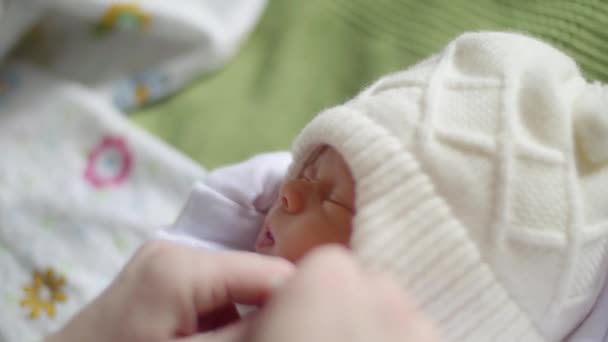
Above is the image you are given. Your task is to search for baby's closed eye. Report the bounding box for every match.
[324,197,354,214]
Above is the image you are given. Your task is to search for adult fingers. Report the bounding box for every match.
[130,241,293,337]
[175,313,255,342]
[368,270,441,341]
[197,304,240,332]
[241,245,368,342]
[191,250,294,316]
[293,244,362,280]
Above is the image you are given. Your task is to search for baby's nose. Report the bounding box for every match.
[280,180,305,214]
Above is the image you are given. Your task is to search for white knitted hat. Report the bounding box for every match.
[289,32,608,341]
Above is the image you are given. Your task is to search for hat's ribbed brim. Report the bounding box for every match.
[291,106,543,341]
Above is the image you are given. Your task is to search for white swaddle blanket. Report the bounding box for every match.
[0,1,266,340]
[0,65,204,341]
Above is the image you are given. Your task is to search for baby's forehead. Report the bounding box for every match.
[314,147,355,184]
[291,144,353,184]
[303,145,328,167]
[304,146,347,175]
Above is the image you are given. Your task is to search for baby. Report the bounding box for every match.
[159,32,608,341]
[158,146,355,263]
[254,146,355,261]
[156,147,355,262]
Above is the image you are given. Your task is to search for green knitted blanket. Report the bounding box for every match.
[132,0,608,168]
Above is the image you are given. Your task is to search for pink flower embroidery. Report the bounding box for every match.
[85,136,133,188]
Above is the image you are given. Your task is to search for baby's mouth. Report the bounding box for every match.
[256,225,275,249]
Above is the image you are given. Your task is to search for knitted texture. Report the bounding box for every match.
[290,32,608,341]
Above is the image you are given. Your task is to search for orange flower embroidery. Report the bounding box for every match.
[20,268,68,319]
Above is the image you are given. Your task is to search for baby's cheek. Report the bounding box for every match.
[275,230,316,262]
[276,236,304,262]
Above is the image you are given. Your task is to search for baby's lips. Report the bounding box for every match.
[256,225,275,249]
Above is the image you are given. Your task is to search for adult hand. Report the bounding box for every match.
[46,240,294,342]
[48,242,439,342]
[246,246,440,342]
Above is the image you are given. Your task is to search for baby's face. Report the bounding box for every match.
[255,146,355,262]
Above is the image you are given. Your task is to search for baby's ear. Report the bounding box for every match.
[574,82,608,165]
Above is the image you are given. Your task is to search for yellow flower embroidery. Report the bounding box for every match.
[97,3,151,34]
[135,85,150,105]
[20,268,67,319]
